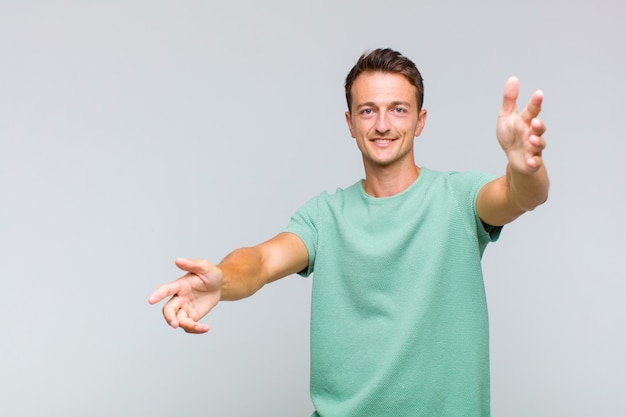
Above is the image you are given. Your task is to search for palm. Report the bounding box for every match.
[148,258,223,333]
[496,77,546,174]
[175,270,221,321]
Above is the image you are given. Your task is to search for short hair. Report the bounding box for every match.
[344,48,424,112]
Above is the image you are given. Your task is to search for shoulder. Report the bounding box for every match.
[423,168,496,193]
[422,168,502,242]
[303,180,363,206]
[288,180,362,223]
[419,168,498,215]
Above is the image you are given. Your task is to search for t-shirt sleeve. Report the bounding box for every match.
[282,196,320,277]
[449,171,503,244]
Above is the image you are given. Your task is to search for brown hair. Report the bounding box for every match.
[344,48,424,112]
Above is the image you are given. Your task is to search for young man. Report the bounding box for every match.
[149,48,549,416]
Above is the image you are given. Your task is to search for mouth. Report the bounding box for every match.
[371,138,396,145]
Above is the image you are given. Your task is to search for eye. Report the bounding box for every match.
[362,108,373,115]
[394,107,405,113]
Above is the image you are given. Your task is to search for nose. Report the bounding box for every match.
[375,112,390,134]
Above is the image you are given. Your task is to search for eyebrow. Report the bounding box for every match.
[355,100,413,110]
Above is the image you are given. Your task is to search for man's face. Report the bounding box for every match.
[345,71,427,170]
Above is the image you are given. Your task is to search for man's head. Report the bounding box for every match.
[345,48,424,113]
[343,49,428,175]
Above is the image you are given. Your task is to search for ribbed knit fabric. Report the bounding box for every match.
[284,168,501,417]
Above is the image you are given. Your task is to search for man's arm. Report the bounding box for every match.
[148,232,308,334]
[477,76,550,226]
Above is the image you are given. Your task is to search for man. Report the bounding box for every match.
[149,48,549,416]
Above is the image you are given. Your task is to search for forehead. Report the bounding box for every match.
[351,71,417,106]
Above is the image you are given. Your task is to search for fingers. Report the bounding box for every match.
[528,118,546,152]
[149,258,216,334]
[525,150,544,170]
[520,89,544,123]
[148,281,181,305]
[525,121,546,170]
[499,76,519,117]
[530,117,546,137]
[176,309,210,334]
[161,293,183,328]
[157,293,210,333]
[525,141,545,169]
[500,76,544,123]
[149,258,212,305]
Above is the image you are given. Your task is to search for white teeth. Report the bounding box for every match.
[373,139,393,143]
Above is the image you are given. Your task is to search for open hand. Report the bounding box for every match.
[496,77,546,174]
[148,258,222,334]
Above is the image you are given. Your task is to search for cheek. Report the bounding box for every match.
[397,120,419,137]
[348,121,361,138]
[354,120,375,136]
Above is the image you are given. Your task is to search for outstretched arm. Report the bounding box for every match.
[148,232,308,334]
[477,76,550,226]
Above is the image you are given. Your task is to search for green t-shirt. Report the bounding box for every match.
[284,168,501,417]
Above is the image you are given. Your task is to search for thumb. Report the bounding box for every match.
[499,76,519,116]
[175,257,213,276]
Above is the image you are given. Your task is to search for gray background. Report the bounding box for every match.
[1,0,624,416]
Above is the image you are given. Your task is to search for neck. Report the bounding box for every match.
[362,162,421,198]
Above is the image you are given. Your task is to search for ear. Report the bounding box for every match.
[345,111,356,138]
[414,109,428,137]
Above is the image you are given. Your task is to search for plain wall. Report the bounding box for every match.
[1,0,625,416]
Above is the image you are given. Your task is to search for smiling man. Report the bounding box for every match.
[345,70,427,197]
[149,48,549,416]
